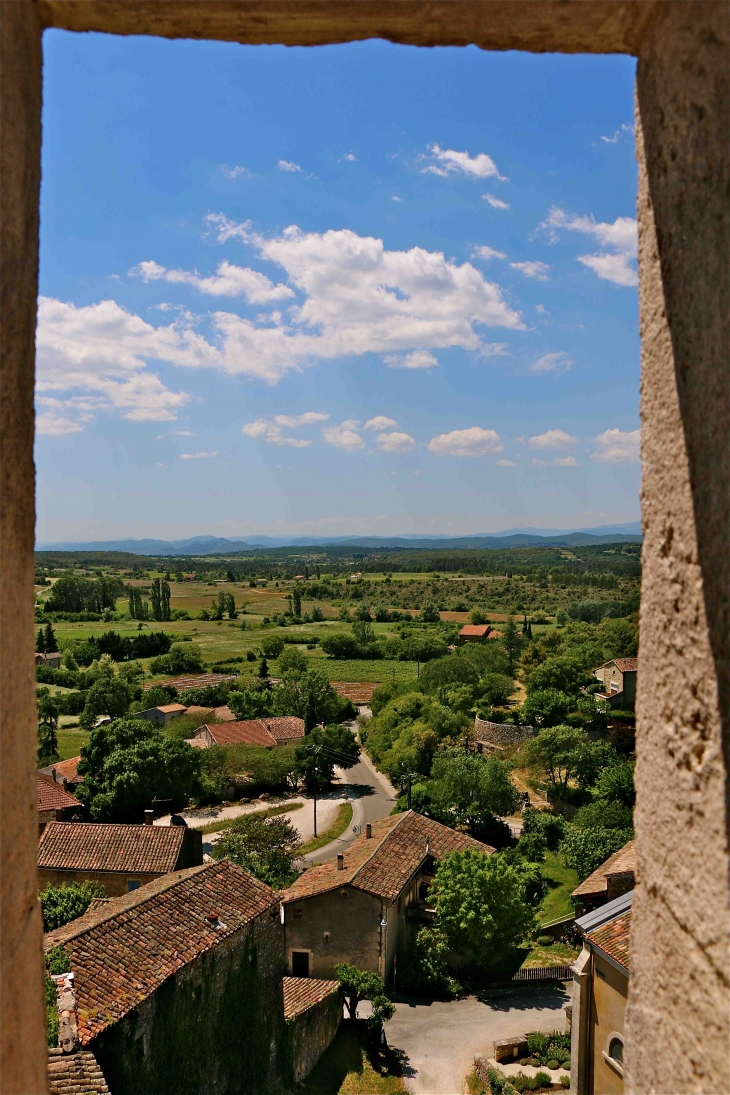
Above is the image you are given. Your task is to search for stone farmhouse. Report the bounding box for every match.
[191,716,305,749]
[458,624,501,643]
[136,702,187,725]
[35,650,61,668]
[37,773,82,829]
[38,820,203,896]
[572,840,636,915]
[571,891,632,1095]
[593,658,638,710]
[45,860,289,1094]
[282,810,492,981]
[39,755,84,794]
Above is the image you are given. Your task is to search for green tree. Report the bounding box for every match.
[479,672,515,707]
[211,813,301,888]
[40,880,105,931]
[521,725,588,793]
[79,676,133,729]
[292,587,302,617]
[150,578,171,621]
[421,603,440,623]
[469,609,488,625]
[591,759,636,807]
[521,689,575,728]
[261,635,285,659]
[428,750,519,834]
[560,826,634,881]
[501,616,522,674]
[430,850,537,968]
[278,647,308,676]
[36,627,46,653]
[148,643,204,675]
[77,717,202,820]
[44,622,59,653]
[526,656,586,697]
[37,687,60,765]
[258,657,270,680]
[333,964,395,1027]
[295,724,360,787]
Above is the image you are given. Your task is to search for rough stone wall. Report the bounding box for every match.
[37,868,161,898]
[287,988,342,1082]
[473,718,535,746]
[628,4,730,1092]
[91,909,287,1095]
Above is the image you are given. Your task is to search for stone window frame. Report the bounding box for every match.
[1,5,727,1093]
[603,1032,625,1077]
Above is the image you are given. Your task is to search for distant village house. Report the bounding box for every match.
[458,624,502,643]
[37,773,82,829]
[191,716,305,749]
[593,658,638,710]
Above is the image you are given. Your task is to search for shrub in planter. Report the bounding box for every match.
[560,1076,570,1088]
[519,1059,529,1067]
[547,1059,560,1070]
[527,1033,548,1056]
[534,1073,551,1088]
[527,1057,540,1068]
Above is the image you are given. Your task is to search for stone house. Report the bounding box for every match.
[458,624,501,643]
[191,716,305,749]
[137,702,187,725]
[37,773,82,829]
[281,810,493,982]
[39,755,84,794]
[44,860,289,1095]
[593,659,638,710]
[571,891,632,1095]
[572,841,636,915]
[36,651,62,668]
[38,820,203,896]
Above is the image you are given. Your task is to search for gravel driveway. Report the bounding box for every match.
[386,984,570,1095]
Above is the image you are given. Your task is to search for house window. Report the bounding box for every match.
[291,951,310,977]
[127,880,141,892]
[293,907,303,919]
[603,1034,624,1077]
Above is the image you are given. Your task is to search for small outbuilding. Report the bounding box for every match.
[192,717,305,750]
[136,703,187,725]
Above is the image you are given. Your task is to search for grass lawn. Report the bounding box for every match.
[300,1021,409,1095]
[56,729,89,761]
[197,801,304,836]
[523,940,580,968]
[300,802,353,857]
[539,850,580,926]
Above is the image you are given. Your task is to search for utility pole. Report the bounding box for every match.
[407,772,412,810]
[313,758,318,838]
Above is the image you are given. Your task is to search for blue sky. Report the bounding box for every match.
[37,33,639,541]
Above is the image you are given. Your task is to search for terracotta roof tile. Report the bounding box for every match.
[40,757,83,784]
[587,910,631,971]
[284,811,493,904]
[38,774,82,813]
[38,822,186,874]
[195,720,277,747]
[264,717,305,742]
[282,977,340,1020]
[44,860,279,1044]
[47,1048,110,1094]
[572,840,636,898]
[613,658,638,672]
[459,625,492,637]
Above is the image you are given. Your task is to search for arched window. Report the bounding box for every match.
[603,1033,624,1076]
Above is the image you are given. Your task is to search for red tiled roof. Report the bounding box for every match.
[155,703,187,714]
[38,822,186,875]
[283,810,493,903]
[613,658,638,673]
[196,720,277,747]
[332,682,378,703]
[459,624,492,637]
[282,977,340,1020]
[214,705,237,721]
[44,860,279,1044]
[142,674,237,693]
[587,910,631,972]
[38,774,82,814]
[47,1048,110,1094]
[572,840,637,898]
[41,756,83,784]
[264,717,305,742]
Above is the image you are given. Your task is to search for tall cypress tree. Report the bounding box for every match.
[36,627,46,653]
[43,622,58,653]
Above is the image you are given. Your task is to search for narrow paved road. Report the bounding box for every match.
[300,711,399,865]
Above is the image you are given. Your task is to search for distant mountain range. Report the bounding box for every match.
[36,522,642,555]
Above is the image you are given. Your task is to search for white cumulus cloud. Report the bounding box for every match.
[539,207,638,287]
[428,426,503,457]
[383,350,439,370]
[532,455,578,467]
[242,412,328,447]
[483,193,510,210]
[322,420,365,451]
[529,429,579,450]
[376,431,415,453]
[495,458,518,467]
[423,144,506,180]
[529,351,573,375]
[510,260,550,281]
[130,259,293,304]
[179,451,220,460]
[220,164,250,179]
[278,159,303,173]
[364,416,398,432]
[472,245,506,261]
[591,428,641,463]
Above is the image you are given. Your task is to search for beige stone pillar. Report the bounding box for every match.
[569,947,592,1095]
[628,4,729,1092]
[0,2,48,1091]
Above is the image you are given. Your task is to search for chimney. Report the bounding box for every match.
[51,768,57,782]
[53,973,79,1053]
[55,809,65,823]
[144,809,154,825]
[336,854,344,871]
[366,824,372,839]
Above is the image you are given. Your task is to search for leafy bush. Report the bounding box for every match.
[534,1072,552,1087]
[40,880,105,931]
[546,1060,560,1071]
[560,826,634,880]
[560,1075,570,1088]
[261,635,285,659]
[522,808,565,850]
[178,683,228,708]
[527,1033,548,1056]
[45,946,72,1047]
[211,812,301,888]
[149,643,204,675]
[143,684,179,708]
[396,927,453,995]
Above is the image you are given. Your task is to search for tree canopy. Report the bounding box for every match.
[211,812,301,888]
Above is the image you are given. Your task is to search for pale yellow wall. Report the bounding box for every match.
[590,953,627,1095]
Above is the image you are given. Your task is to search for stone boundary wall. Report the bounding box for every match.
[473,718,536,746]
[286,985,342,1082]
